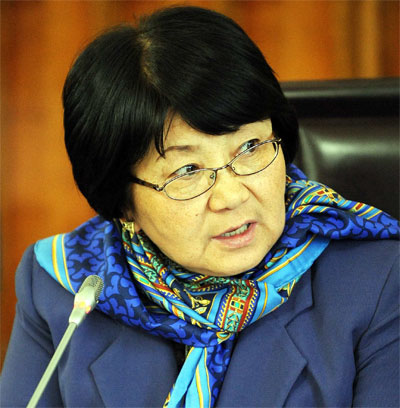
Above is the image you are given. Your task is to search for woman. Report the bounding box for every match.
[1,6,399,408]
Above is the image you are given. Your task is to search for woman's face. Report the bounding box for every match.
[130,117,286,277]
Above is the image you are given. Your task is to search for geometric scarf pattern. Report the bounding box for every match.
[34,164,400,408]
[122,227,329,407]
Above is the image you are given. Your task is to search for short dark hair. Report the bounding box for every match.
[63,6,299,220]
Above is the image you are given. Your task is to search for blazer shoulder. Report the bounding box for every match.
[14,245,41,317]
[315,239,398,285]
[15,244,75,331]
[311,239,399,334]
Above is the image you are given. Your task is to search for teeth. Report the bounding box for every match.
[221,223,250,237]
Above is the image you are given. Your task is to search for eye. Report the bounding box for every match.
[238,139,260,154]
[170,164,199,178]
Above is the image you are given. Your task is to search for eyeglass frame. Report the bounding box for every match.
[129,136,282,201]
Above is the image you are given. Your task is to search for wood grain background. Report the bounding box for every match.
[1,0,399,367]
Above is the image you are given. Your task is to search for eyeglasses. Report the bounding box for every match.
[131,137,282,201]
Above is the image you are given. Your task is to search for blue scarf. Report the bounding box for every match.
[35,164,399,407]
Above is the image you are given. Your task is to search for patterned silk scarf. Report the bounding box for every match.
[35,164,399,408]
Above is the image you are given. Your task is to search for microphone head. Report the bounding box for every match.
[69,275,104,326]
[80,275,104,302]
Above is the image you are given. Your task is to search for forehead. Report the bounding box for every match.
[164,116,273,148]
[137,116,273,169]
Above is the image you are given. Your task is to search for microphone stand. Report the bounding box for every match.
[27,323,77,408]
[26,274,103,408]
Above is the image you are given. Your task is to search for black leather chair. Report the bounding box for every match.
[282,78,399,219]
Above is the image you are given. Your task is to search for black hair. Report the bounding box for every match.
[63,6,299,220]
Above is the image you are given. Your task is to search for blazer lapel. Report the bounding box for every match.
[217,270,313,407]
[90,324,178,407]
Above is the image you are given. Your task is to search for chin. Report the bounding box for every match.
[202,252,267,277]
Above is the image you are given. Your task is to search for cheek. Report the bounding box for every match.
[132,187,203,244]
[272,158,287,217]
[274,160,287,235]
[257,154,286,229]
[273,153,287,198]
[254,153,286,202]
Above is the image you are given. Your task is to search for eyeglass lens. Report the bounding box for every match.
[164,141,279,200]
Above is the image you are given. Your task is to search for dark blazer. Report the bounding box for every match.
[1,239,399,407]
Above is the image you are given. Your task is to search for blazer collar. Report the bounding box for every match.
[274,266,314,326]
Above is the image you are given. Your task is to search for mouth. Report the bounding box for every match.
[213,222,257,248]
[220,223,251,237]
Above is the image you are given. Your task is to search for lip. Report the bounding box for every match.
[212,222,257,249]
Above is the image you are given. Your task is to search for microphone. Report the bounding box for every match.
[69,274,104,326]
[27,275,104,408]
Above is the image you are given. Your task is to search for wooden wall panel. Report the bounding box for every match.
[1,0,399,367]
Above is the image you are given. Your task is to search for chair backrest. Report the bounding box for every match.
[282,78,399,219]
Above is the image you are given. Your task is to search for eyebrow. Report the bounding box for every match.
[156,144,198,161]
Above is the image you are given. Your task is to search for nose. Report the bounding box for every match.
[207,167,250,212]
